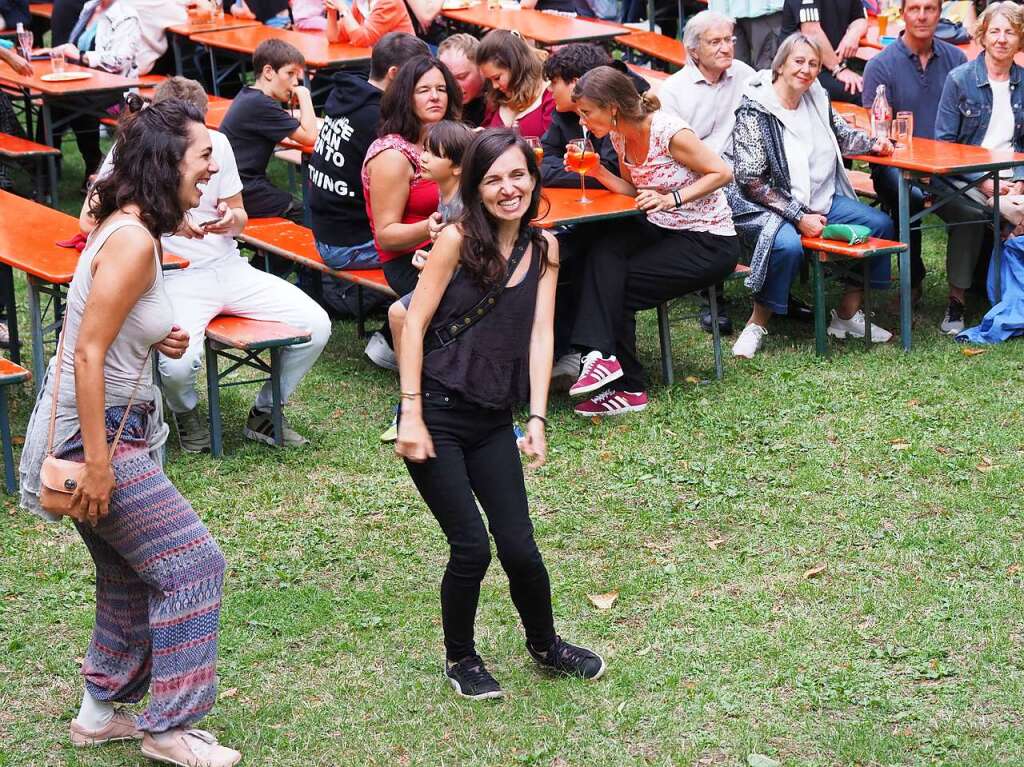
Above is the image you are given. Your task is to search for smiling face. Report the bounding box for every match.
[178,122,218,210]
[479,146,535,222]
[439,49,484,103]
[478,60,512,95]
[262,62,304,103]
[548,76,577,113]
[574,95,615,138]
[412,67,450,125]
[902,0,941,45]
[778,41,821,95]
[983,11,1021,63]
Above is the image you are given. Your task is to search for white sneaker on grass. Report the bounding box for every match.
[827,310,892,343]
[364,331,398,371]
[732,323,768,359]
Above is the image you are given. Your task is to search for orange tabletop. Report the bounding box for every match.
[443,6,627,45]
[848,137,1024,175]
[0,357,30,384]
[533,187,641,228]
[28,2,52,19]
[190,26,370,70]
[167,16,262,37]
[831,101,870,130]
[615,30,686,67]
[204,100,232,130]
[0,58,140,96]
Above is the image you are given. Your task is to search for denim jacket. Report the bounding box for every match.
[935,53,1024,182]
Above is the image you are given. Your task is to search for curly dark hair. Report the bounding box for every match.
[457,129,549,289]
[378,56,462,143]
[89,99,205,237]
[542,43,612,83]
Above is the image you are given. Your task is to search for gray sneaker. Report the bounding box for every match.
[173,407,211,453]
[244,407,309,447]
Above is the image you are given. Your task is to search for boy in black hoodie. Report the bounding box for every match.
[308,32,429,271]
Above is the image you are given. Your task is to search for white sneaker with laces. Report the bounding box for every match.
[731,323,768,359]
[827,310,892,343]
[364,331,398,371]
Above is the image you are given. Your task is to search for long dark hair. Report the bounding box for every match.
[378,55,462,143]
[476,30,547,112]
[89,99,205,237]
[458,129,549,288]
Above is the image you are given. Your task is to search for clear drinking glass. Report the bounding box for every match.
[50,49,65,74]
[895,111,913,148]
[17,29,33,61]
[566,137,597,204]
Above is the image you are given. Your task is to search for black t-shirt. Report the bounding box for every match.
[221,86,300,218]
[51,0,86,45]
[462,97,486,128]
[781,0,865,48]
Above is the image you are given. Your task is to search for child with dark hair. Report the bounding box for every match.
[221,39,317,219]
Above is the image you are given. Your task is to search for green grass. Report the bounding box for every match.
[1,136,1023,767]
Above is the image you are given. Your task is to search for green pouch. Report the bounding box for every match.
[820,223,871,245]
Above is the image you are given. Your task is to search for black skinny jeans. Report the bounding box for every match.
[403,389,556,662]
[571,218,740,391]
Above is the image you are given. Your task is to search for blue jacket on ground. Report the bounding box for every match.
[958,236,1024,343]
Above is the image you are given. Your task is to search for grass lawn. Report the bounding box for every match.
[1,133,1023,767]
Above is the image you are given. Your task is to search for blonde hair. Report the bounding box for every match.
[974,1,1024,49]
[437,32,479,63]
[476,29,548,112]
[572,65,660,123]
[771,32,823,81]
[152,76,209,116]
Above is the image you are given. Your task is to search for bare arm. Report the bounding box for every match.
[395,226,462,462]
[288,86,317,146]
[589,157,636,196]
[72,225,155,523]
[367,150,432,251]
[799,20,840,70]
[520,232,559,468]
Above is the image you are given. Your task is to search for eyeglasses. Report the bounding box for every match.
[702,35,737,49]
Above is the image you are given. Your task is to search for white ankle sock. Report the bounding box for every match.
[75,689,114,731]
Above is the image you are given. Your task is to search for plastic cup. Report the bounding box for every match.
[50,49,65,74]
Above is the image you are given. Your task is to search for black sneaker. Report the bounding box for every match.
[699,306,734,336]
[444,655,505,700]
[940,297,965,336]
[527,636,606,680]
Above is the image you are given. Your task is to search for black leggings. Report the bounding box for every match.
[571,218,739,391]
[403,388,556,661]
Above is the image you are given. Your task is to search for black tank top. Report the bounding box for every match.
[422,235,543,410]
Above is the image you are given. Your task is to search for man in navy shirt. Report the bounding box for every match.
[862,0,978,309]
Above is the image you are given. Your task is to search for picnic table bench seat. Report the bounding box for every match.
[847,169,877,200]
[0,357,30,493]
[203,315,311,457]
[0,132,61,203]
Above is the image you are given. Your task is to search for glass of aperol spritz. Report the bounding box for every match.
[565,138,598,203]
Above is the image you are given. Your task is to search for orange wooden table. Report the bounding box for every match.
[166,14,261,77]
[534,187,641,228]
[442,6,627,45]
[615,30,686,69]
[190,26,370,95]
[28,2,52,19]
[0,58,140,206]
[847,138,1024,349]
[0,191,188,387]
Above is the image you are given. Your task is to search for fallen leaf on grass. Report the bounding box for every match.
[857,616,877,631]
[889,438,911,451]
[803,563,827,580]
[976,457,995,473]
[747,755,781,767]
[961,347,987,357]
[599,451,613,461]
[907,399,920,407]
[587,591,618,610]
[935,446,953,456]
[220,687,238,699]
[684,375,700,384]
[1008,564,1021,576]
[590,416,602,425]
[706,537,725,550]
[11,435,23,445]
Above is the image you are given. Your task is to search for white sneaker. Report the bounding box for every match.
[364,331,398,371]
[731,323,768,359]
[939,298,966,336]
[827,310,893,343]
[551,352,581,379]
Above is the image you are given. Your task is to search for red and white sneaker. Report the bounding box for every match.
[574,389,648,417]
[569,351,623,397]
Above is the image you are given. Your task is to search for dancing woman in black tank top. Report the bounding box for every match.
[395,129,606,700]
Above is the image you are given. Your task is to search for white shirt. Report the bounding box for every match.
[788,98,837,212]
[96,130,244,269]
[659,59,756,156]
[982,78,1015,177]
[123,0,188,75]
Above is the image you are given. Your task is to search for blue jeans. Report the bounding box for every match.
[757,195,895,314]
[315,239,380,271]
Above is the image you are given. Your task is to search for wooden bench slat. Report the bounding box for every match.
[205,316,311,350]
[847,169,877,199]
[0,133,61,158]
[801,235,907,261]
[0,358,30,384]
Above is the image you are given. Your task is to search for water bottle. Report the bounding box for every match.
[870,84,893,142]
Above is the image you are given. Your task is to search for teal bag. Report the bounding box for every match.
[821,224,871,245]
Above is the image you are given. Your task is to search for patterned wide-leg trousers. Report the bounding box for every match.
[61,406,227,733]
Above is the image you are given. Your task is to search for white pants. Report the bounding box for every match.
[159,257,332,414]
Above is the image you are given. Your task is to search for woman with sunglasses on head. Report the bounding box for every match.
[396,129,605,701]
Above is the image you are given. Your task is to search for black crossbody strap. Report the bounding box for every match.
[425,229,532,354]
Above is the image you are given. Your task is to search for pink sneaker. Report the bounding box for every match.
[140,729,241,767]
[574,389,648,417]
[569,351,623,397]
[69,709,142,747]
